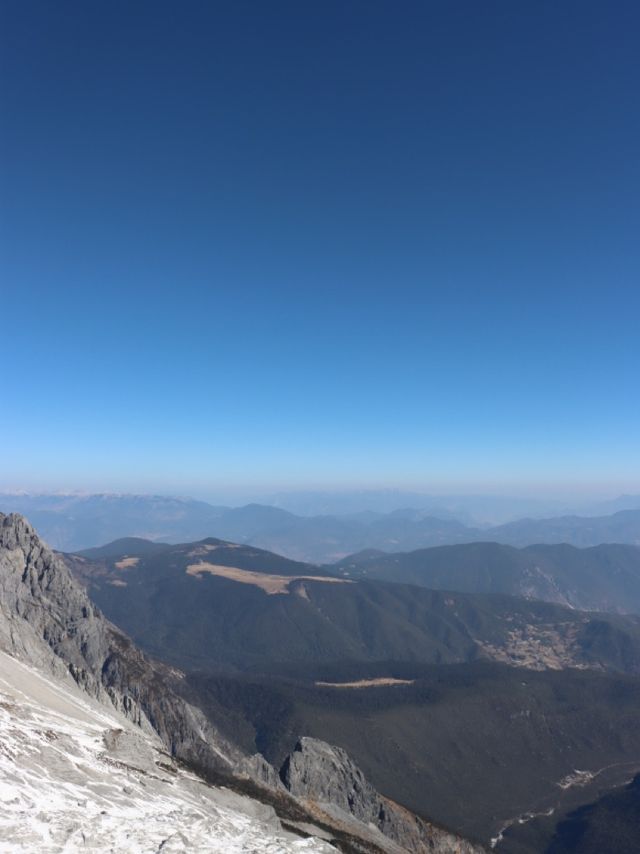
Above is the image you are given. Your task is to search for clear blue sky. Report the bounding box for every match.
[1,1,639,497]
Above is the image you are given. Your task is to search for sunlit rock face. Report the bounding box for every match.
[281,737,484,854]
[0,649,333,853]
[0,512,243,771]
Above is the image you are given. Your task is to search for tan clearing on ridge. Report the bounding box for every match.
[187,543,243,557]
[315,678,415,689]
[114,557,140,570]
[185,561,352,595]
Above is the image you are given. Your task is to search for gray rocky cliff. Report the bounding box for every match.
[281,737,484,854]
[0,512,243,771]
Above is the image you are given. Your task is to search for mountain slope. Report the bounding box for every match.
[187,663,640,849]
[494,771,640,854]
[79,536,171,558]
[335,542,640,614]
[0,513,243,775]
[0,647,331,853]
[58,527,640,850]
[63,537,640,676]
[546,774,640,854]
[0,512,480,854]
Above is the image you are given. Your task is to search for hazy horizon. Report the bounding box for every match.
[2,482,639,508]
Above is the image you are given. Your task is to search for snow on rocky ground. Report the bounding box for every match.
[0,649,334,853]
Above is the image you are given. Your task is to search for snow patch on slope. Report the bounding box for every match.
[0,649,333,853]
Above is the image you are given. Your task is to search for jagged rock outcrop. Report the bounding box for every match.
[281,737,483,854]
[0,512,243,772]
[239,752,287,790]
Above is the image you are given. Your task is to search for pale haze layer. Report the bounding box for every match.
[1,1,639,497]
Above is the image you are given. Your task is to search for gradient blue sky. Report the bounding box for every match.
[1,1,639,498]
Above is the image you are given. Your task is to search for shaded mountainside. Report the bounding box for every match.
[63,536,640,675]
[76,535,333,577]
[0,512,480,854]
[80,536,171,559]
[335,542,640,614]
[546,774,640,854]
[497,773,640,854]
[185,663,640,849]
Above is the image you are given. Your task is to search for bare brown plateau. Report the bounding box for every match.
[185,562,352,595]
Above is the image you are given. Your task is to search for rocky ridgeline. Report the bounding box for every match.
[0,512,483,853]
[283,738,481,854]
[0,512,242,772]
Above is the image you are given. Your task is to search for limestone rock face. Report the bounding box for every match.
[282,737,380,819]
[0,642,334,854]
[281,737,484,854]
[239,752,286,790]
[0,512,241,770]
[0,512,108,681]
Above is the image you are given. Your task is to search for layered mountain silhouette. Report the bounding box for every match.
[3,492,640,561]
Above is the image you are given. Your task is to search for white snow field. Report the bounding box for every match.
[0,649,334,853]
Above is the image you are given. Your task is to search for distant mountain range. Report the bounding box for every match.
[2,492,640,561]
[265,490,569,524]
[265,490,640,525]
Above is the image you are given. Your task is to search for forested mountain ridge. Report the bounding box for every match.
[335,541,640,614]
[62,537,640,675]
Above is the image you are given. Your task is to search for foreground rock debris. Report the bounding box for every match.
[0,649,331,853]
[0,513,483,853]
